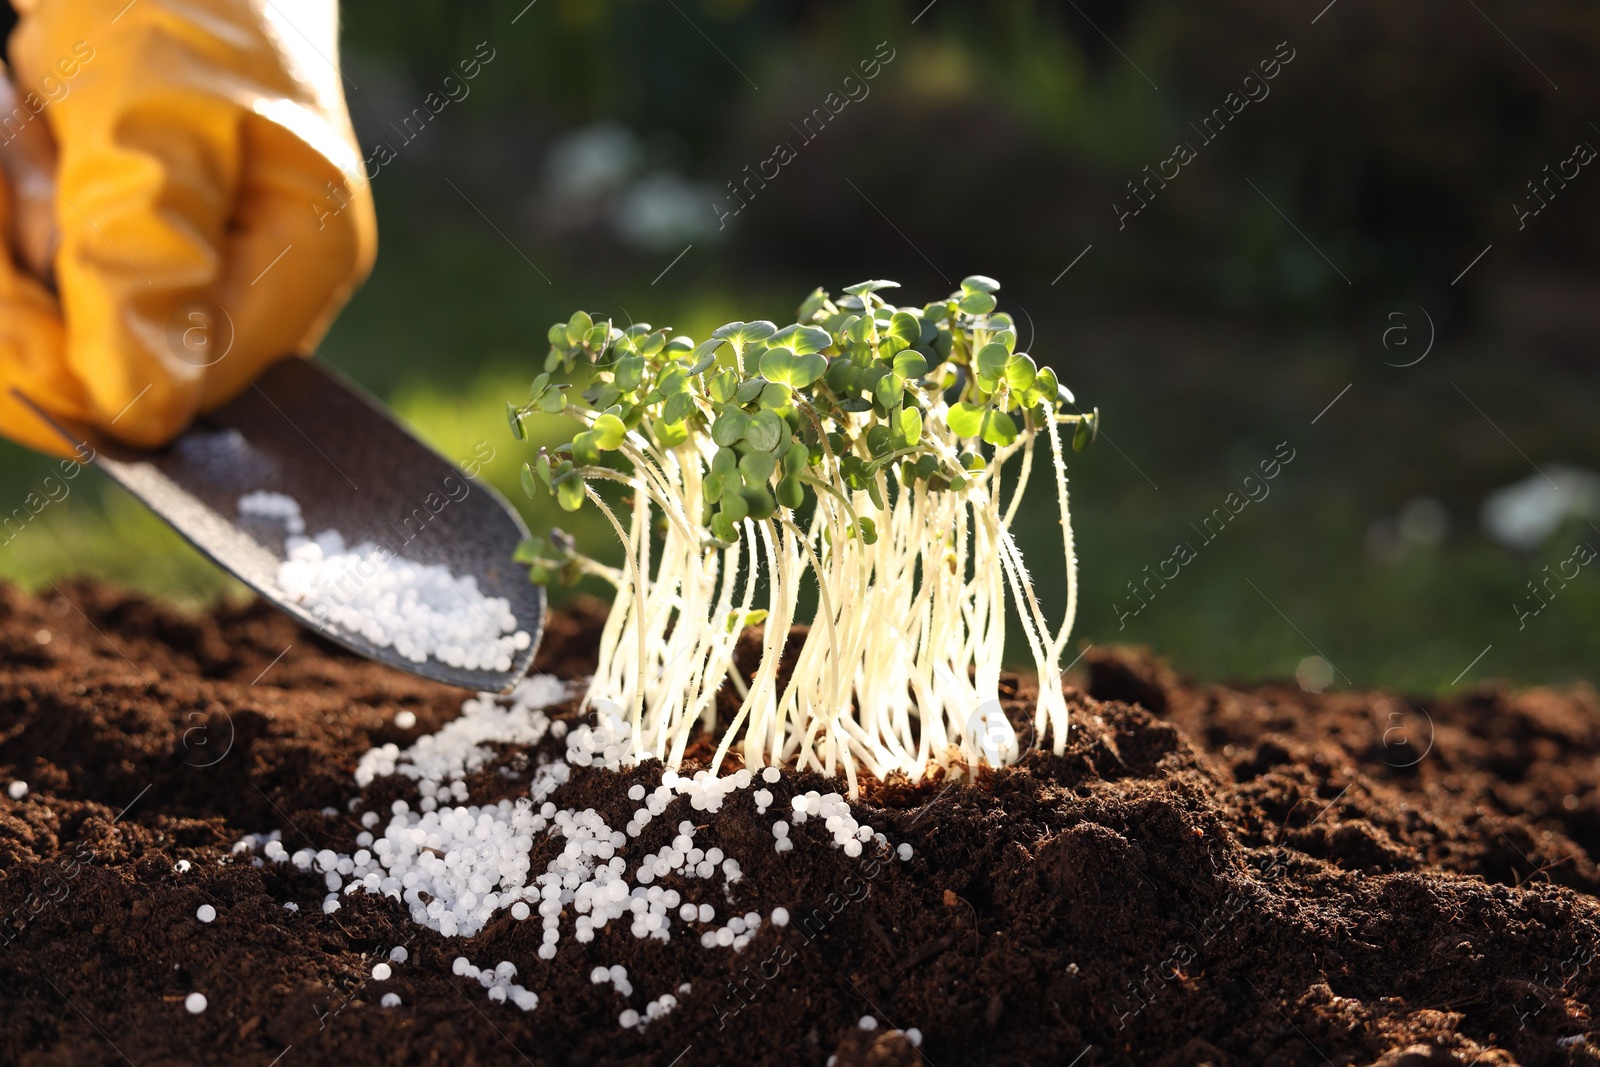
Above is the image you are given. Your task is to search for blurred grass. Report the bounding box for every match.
[0,486,243,608]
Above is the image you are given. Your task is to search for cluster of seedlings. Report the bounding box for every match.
[509,277,1096,793]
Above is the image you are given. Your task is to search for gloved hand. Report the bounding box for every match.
[0,0,376,457]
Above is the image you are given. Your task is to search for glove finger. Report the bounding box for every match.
[0,264,77,458]
[0,63,61,283]
[193,114,375,410]
[0,138,78,458]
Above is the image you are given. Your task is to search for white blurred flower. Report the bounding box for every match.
[543,121,640,204]
[1481,465,1600,551]
[616,173,720,251]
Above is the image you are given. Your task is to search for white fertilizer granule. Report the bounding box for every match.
[238,493,531,672]
[238,491,305,534]
[248,675,911,1021]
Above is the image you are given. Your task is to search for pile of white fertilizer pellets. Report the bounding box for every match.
[236,491,531,672]
[234,674,916,1028]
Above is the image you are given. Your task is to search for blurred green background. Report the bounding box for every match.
[3,0,1597,694]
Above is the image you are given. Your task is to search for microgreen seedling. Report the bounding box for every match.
[509,278,1097,795]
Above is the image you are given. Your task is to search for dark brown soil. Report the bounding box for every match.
[1,583,1597,1066]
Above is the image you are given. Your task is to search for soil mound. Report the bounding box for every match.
[1,583,1596,1065]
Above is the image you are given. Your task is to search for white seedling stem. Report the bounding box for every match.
[531,282,1088,796]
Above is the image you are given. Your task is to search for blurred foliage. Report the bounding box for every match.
[336,0,1600,311]
[0,489,242,607]
[3,0,1597,693]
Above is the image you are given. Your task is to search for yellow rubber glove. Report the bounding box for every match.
[0,0,376,456]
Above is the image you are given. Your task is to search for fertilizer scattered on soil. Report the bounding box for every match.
[1,584,1599,1066]
[257,669,913,1018]
[237,492,532,671]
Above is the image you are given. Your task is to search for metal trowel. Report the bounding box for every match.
[1,115,540,693]
[16,359,544,693]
